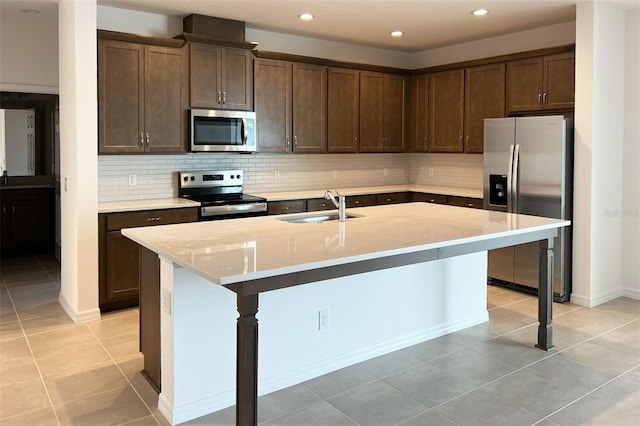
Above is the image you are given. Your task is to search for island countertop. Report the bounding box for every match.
[122,202,569,287]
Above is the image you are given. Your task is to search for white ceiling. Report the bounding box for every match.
[2,1,639,52]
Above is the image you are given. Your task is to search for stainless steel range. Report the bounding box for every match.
[178,170,267,220]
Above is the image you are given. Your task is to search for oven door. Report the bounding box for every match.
[190,109,256,153]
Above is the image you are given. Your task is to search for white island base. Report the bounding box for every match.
[158,252,488,425]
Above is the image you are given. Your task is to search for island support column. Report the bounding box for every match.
[536,238,554,351]
[236,293,259,426]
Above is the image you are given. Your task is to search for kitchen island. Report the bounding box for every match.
[122,202,569,425]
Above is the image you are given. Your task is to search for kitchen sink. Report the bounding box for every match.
[278,212,362,224]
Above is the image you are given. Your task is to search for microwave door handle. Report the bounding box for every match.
[241,118,248,145]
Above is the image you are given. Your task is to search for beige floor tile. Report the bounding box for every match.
[88,311,139,340]
[117,353,147,385]
[0,307,18,324]
[3,271,52,287]
[34,340,112,377]
[27,323,95,354]
[132,380,164,422]
[0,354,40,385]
[43,361,130,405]
[562,307,638,332]
[122,415,161,426]
[560,340,640,376]
[54,385,152,426]
[10,287,60,309]
[20,312,76,336]
[0,377,51,419]
[0,336,31,362]
[0,320,23,341]
[16,300,68,321]
[101,331,140,360]
[0,407,58,426]
[0,287,13,309]
[487,309,533,335]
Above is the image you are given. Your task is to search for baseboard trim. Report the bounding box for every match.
[168,311,488,425]
[621,287,640,300]
[570,288,625,307]
[58,293,101,323]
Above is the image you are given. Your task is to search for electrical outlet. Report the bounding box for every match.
[333,168,339,178]
[318,309,329,330]
[383,167,389,177]
[128,174,137,186]
[162,289,172,315]
[428,167,434,177]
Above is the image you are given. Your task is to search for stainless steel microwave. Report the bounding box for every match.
[189,109,256,153]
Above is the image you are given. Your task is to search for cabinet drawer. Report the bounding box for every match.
[105,208,198,231]
[346,195,377,209]
[448,196,483,209]
[307,199,335,212]
[268,200,306,215]
[411,193,448,204]
[376,192,409,205]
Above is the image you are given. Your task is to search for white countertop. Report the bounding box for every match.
[122,203,568,286]
[98,198,200,213]
[255,185,482,201]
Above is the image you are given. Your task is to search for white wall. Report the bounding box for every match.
[622,9,640,299]
[0,1,58,93]
[572,1,627,306]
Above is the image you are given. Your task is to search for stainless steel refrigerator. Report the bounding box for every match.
[483,115,573,302]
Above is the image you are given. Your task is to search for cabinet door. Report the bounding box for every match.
[189,43,221,108]
[359,72,384,152]
[4,189,54,251]
[105,231,141,302]
[543,52,575,110]
[221,48,253,111]
[428,69,464,152]
[292,63,327,153]
[382,74,406,152]
[328,68,359,153]
[464,63,505,153]
[410,74,429,152]
[98,39,145,153]
[254,59,291,152]
[144,45,187,152]
[506,57,543,112]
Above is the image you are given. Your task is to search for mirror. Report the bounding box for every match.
[0,92,58,177]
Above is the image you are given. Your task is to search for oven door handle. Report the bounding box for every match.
[201,202,267,216]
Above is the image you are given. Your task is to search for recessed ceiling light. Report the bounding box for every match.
[19,8,40,14]
[471,9,489,16]
[390,30,404,37]
[298,13,314,21]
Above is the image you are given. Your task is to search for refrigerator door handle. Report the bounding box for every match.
[512,144,521,213]
[507,144,515,213]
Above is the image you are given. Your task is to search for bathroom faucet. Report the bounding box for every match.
[324,190,346,222]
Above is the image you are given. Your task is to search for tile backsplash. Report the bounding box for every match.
[98,152,482,201]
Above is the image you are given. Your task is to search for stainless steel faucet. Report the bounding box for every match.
[324,190,346,222]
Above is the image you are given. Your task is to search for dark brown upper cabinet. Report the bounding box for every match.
[463,63,506,153]
[428,69,465,153]
[189,43,253,111]
[254,58,327,153]
[328,68,360,153]
[409,74,429,152]
[506,52,575,112]
[98,39,187,154]
[359,72,406,153]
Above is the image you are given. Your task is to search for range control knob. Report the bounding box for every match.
[236,174,241,179]
[190,176,195,181]
[183,176,188,182]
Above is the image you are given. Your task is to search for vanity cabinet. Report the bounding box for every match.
[98,38,188,154]
[506,52,575,112]
[189,43,252,110]
[0,187,54,253]
[359,72,406,152]
[254,59,327,153]
[98,207,198,312]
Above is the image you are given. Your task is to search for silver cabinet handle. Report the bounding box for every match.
[354,137,358,147]
[140,133,144,147]
[146,133,149,147]
[354,201,360,204]
[222,92,226,104]
[423,137,427,149]
[217,91,222,104]
[147,217,162,222]
[294,135,298,147]
[538,93,542,103]
[286,136,290,149]
[543,92,547,104]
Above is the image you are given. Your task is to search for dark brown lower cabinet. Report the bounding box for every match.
[140,246,161,391]
[376,192,409,205]
[447,196,483,209]
[1,187,55,254]
[98,207,198,312]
